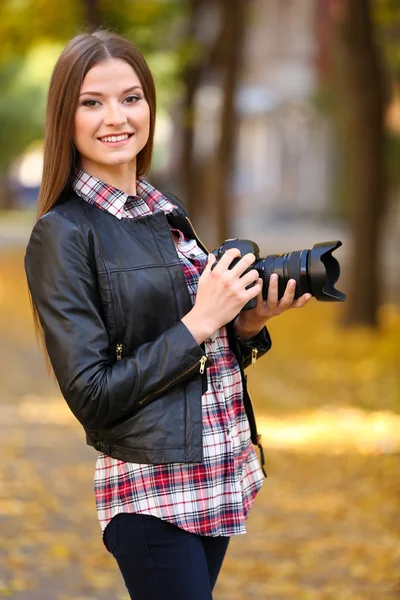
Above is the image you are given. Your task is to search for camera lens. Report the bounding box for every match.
[255,241,346,302]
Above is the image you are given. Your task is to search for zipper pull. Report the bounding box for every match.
[199,355,207,374]
[116,344,123,361]
[252,348,258,366]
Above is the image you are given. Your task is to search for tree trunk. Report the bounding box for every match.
[82,0,102,28]
[179,0,226,233]
[180,0,205,220]
[177,0,246,248]
[213,0,246,244]
[335,0,387,327]
[0,173,16,210]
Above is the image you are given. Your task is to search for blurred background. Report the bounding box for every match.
[0,0,399,598]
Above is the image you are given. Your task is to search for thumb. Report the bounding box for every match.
[203,253,216,274]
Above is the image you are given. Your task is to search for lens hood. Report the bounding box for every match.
[308,241,346,302]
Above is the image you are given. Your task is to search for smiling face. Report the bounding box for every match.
[74,58,150,181]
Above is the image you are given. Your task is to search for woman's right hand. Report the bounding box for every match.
[181,249,262,344]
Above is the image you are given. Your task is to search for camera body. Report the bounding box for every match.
[212,239,260,311]
[212,238,346,311]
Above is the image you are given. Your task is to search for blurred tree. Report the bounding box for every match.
[176,0,246,247]
[82,0,102,28]
[333,0,388,327]
[213,0,246,244]
[373,0,400,81]
[373,0,400,193]
[178,0,227,229]
[0,58,45,208]
[179,0,213,220]
[0,0,185,64]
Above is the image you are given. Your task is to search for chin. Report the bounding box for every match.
[100,154,136,166]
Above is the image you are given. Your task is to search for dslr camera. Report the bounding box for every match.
[212,239,346,311]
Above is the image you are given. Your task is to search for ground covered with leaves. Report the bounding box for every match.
[1,248,399,599]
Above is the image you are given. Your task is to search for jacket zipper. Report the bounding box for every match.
[116,344,123,360]
[185,216,210,254]
[252,347,258,365]
[183,217,211,372]
[138,355,207,406]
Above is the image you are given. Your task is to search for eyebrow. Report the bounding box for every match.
[79,85,143,97]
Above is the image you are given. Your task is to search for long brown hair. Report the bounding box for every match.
[31,30,157,373]
[38,29,156,220]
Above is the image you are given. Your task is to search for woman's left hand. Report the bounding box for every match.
[234,274,312,340]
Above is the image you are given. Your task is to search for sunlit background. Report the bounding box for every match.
[0,0,399,599]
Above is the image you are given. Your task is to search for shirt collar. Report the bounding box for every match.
[71,168,176,219]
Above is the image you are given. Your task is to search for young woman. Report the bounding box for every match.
[25,30,311,600]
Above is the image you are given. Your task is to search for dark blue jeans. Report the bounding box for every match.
[104,512,230,599]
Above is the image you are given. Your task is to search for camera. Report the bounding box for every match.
[212,238,346,311]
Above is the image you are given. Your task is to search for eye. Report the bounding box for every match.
[123,95,141,104]
[82,99,101,108]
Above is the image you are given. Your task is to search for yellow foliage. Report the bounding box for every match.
[248,301,400,415]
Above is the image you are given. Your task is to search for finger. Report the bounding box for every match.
[212,248,242,273]
[229,252,256,278]
[278,279,297,309]
[243,277,263,302]
[292,293,312,308]
[266,273,279,305]
[203,253,216,275]
[237,268,259,288]
[256,280,266,309]
[246,279,265,312]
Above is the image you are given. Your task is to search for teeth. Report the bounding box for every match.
[100,134,130,143]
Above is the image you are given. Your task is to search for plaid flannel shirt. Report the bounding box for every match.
[71,169,264,539]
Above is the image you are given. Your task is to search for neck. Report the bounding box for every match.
[78,160,138,196]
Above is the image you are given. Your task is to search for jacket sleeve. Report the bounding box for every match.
[24,212,206,431]
[237,326,272,370]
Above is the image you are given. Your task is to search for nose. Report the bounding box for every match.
[103,101,127,127]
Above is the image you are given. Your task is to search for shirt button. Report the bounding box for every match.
[226,429,230,436]
[190,253,196,258]
[216,382,222,391]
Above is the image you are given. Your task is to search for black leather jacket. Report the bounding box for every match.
[24,187,271,468]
